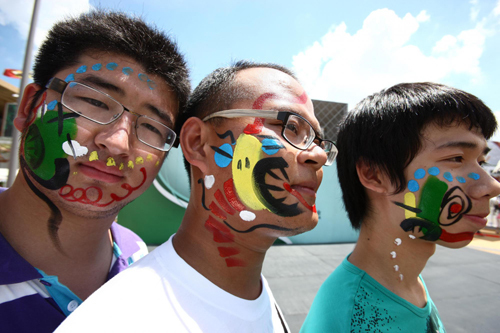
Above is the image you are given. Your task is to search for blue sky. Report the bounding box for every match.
[1,0,500,139]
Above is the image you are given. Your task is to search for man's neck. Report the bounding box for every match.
[0,175,115,300]
[173,202,271,300]
[349,220,436,308]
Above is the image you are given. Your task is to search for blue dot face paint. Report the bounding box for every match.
[468,173,480,180]
[122,67,133,76]
[47,100,58,110]
[65,74,75,82]
[261,138,284,155]
[147,80,157,90]
[69,82,77,88]
[456,176,466,183]
[138,73,148,81]
[428,167,440,176]
[214,143,233,168]
[443,172,453,182]
[414,168,425,179]
[106,62,118,70]
[75,66,87,74]
[92,63,102,71]
[408,179,419,192]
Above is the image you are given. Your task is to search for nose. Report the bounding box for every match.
[94,113,134,156]
[467,168,500,201]
[297,143,328,169]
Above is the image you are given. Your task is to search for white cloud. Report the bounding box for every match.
[0,0,91,46]
[292,8,489,109]
[495,0,500,16]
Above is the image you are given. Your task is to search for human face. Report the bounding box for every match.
[391,123,500,248]
[199,68,327,266]
[20,52,178,218]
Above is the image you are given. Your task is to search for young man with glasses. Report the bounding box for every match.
[301,82,500,332]
[55,61,335,332]
[0,11,189,332]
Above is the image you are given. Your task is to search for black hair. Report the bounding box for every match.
[32,10,190,123]
[178,60,296,179]
[337,82,497,229]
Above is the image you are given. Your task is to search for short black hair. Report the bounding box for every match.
[337,82,497,229]
[32,10,190,124]
[178,60,297,178]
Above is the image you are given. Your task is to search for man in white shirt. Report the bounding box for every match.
[56,61,337,332]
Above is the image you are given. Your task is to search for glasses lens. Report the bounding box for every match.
[61,82,123,124]
[136,117,176,151]
[321,141,338,166]
[283,114,315,149]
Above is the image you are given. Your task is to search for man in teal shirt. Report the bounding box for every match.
[301,82,500,332]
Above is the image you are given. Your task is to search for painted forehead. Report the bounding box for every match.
[62,61,157,90]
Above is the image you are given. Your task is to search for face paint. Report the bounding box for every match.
[127,161,134,169]
[62,140,88,158]
[122,67,133,76]
[59,167,147,207]
[75,66,87,74]
[24,110,78,182]
[89,151,99,161]
[135,156,144,165]
[394,238,402,246]
[106,62,118,70]
[92,63,102,71]
[106,157,116,167]
[390,251,397,259]
[204,175,215,189]
[394,166,478,243]
[213,143,233,168]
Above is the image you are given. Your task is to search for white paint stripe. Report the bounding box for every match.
[0,279,50,305]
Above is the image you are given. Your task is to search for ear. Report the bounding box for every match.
[180,117,210,175]
[14,83,45,131]
[356,159,391,194]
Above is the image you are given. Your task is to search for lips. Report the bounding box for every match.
[289,183,317,197]
[462,213,488,228]
[79,160,124,183]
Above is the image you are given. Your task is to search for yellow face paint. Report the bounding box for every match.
[119,163,124,170]
[146,154,153,162]
[89,151,99,161]
[127,160,134,169]
[106,157,116,167]
[403,192,417,219]
[135,156,144,165]
[73,171,78,175]
[232,134,267,211]
[155,160,160,167]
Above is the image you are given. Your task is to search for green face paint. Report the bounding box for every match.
[24,110,78,181]
[416,176,448,224]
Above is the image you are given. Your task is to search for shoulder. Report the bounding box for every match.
[110,222,148,264]
[300,257,363,332]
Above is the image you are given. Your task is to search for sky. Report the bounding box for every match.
[1,0,500,140]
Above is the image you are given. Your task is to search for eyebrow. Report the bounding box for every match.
[79,75,125,96]
[79,75,173,127]
[436,140,490,156]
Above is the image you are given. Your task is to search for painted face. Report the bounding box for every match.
[200,68,328,267]
[21,53,178,221]
[392,123,500,248]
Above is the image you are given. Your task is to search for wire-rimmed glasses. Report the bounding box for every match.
[45,77,177,152]
[202,109,338,166]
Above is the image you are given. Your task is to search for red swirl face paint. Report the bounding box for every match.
[59,167,147,207]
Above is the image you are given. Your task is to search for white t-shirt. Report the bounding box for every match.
[55,235,290,333]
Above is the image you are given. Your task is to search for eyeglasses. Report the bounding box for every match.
[45,77,177,152]
[202,109,338,166]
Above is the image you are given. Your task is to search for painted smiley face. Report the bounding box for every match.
[393,167,480,243]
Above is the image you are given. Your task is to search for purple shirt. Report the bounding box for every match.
[0,200,147,333]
